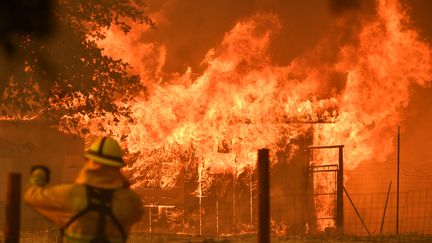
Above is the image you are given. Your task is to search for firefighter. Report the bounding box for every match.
[25,137,143,243]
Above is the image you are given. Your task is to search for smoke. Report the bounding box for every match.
[131,0,351,75]
[100,0,378,95]
[328,0,361,14]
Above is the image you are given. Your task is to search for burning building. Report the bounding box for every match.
[1,0,432,238]
[135,131,318,236]
[59,0,429,236]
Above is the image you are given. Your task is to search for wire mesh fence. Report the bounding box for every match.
[1,188,432,242]
[126,187,432,237]
[343,188,432,236]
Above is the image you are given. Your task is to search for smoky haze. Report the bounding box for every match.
[398,0,432,191]
[141,0,375,74]
[328,0,362,13]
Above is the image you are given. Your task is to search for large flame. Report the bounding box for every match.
[62,13,336,188]
[59,0,431,186]
[54,0,432,232]
[314,0,432,169]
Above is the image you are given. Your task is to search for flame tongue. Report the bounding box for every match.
[315,0,432,170]
[57,0,432,192]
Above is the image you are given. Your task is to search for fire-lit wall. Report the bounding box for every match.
[0,120,84,231]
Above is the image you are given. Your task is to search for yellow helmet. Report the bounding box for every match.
[84,137,125,167]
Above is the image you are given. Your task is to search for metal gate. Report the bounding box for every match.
[307,145,344,233]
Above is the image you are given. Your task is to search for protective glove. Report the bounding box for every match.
[30,165,51,184]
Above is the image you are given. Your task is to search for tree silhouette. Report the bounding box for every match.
[0,0,153,120]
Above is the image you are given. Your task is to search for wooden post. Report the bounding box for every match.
[396,126,400,235]
[4,173,21,243]
[232,172,236,231]
[337,146,344,234]
[257,149,270,243]
[249,167,253,226]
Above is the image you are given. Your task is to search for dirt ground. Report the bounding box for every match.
[11,232,432,243]
[127,234,432,243]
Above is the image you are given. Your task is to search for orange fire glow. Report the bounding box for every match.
[55,0,431,232]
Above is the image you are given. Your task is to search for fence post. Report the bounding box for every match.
[4,173,21,243]
[257,149,270,243]
[396,126,400,235]
[337,146,344,234]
